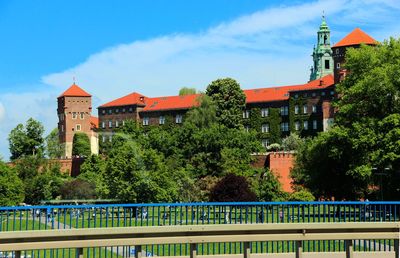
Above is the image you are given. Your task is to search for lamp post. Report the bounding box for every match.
[372,167,390,201]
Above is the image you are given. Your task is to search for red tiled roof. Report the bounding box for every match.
[99,92,147,108]
[99,75,334,112]
[142,94,202,112]
[244,74,334,103]
[333,28,378,48]
[59,84,91,98]
[90,116,99,129]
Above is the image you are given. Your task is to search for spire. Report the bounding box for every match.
[319,13,329,31]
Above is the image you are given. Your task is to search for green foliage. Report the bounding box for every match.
[45,128,62,159]
[210,173,256,202]
[185,95,217,128]
[293,38,400,200]
[79,155,108,198]
[14,155,42,180]
[179,87,197,96]
[289,189,315,201]
[250,169,287,201]
[60,179,96,200]
[206,78,246,129]
[24,171,63,204]
[72,132,91,157]
[8,118,44,160]
[281,133,304,151]
[0,160,24,206]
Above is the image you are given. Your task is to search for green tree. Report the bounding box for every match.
[289,189,315,201]
[179,87,197,96]
[206,78,246,129]
[8,118,45,160]
[250,169,287,201]
[45,128,62,159]
[0,160,24,206]
[72,132,91,157]
[293,38,400,200]
[60,179,96,200]
[281,133,304,151]
[185,95,217,128]
[79,155,108,198]
[24,171,63,204]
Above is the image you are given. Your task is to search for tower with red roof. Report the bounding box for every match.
[57,84,99,158]
[332,28,378,84]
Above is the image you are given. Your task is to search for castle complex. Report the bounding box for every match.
[57,18,377,160]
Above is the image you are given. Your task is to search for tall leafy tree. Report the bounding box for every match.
[179,87,197,96]
[8,118,44,160]
[45,128,62,159]
[0,160,24,206]
[72,132,91,157]
[293,38,400,200]
[206,78,246,129]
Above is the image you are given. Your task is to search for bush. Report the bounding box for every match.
[210,174,256,202]
[289,189,315,202]
[60,179,96,200]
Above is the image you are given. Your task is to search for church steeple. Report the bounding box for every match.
[309,15,334,81]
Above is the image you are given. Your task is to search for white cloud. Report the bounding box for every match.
[0,102,5,122]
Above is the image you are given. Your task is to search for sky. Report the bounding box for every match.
[0,0,400,160]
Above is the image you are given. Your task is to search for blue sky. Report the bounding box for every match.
[0,0,399,160]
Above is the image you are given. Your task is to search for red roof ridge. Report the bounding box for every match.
[333,28,378,48]
[99,92,147,108]
[59,84,91,98]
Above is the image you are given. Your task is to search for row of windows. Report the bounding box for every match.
[293,90,334,99]
[71,112,85,120]
[60,124,82,132]
[243,104,319,118]
[245,120,318,133]
[143,115,183,126]
[101,115,184,128]
[101,107,134,115]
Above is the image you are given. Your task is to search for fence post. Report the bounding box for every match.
[190,243,197,258]
[244,242,251,258]
[296,241,302,258]
[14,251,21,258]
[345,240,353,258]
[75,248,83,258]
[395,239,399,258]
[135,245,142,258]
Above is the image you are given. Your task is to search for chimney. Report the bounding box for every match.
[319,79,324,86]
[140,96,145,102]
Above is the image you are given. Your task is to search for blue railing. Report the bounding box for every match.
[0,202,399,257]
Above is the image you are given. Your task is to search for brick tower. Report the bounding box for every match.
[57,84,98,158]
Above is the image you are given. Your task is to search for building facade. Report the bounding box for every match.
[57,84,99,158]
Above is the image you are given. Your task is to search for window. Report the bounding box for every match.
[303,121,308,130]
[72,112,77,119]
[80,113,84,119]
[312,105,317,113]
[294,94,299,99]
[295,121,300,131]
[313,120,318,130]
[122,108,126,113]
[122,120,125,126]
[129,107,133,112]
[337,63,340,69]
[101,122,105,129]
[261,108,269,117]
[321,91,326,96]
[245,125,250,132]
[102,135,106,143]
[325,60,330,69]
[176,114,183,124]
[115,121,119,127]
[294,105,299,115]
[280,106,288,116]
[261,124,269,133]
[76,124,81,131]
[312,92,316,97]
[303,93,308,98]
[143,117,149,126]
[303,105,308,114]
[243,110,250,119]
[281,122,289,132]
[336,49,339,54]
[109,120,113,128]
[330,90,335,96]
[109,135,113,142]
[159,116,165,125]
[102,110,106,115]
[262,139,269,148]
[108,109,112,114]
[115,109,119,114]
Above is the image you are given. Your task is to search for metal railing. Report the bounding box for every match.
[1,222,399,258]
[1,201,399,257]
